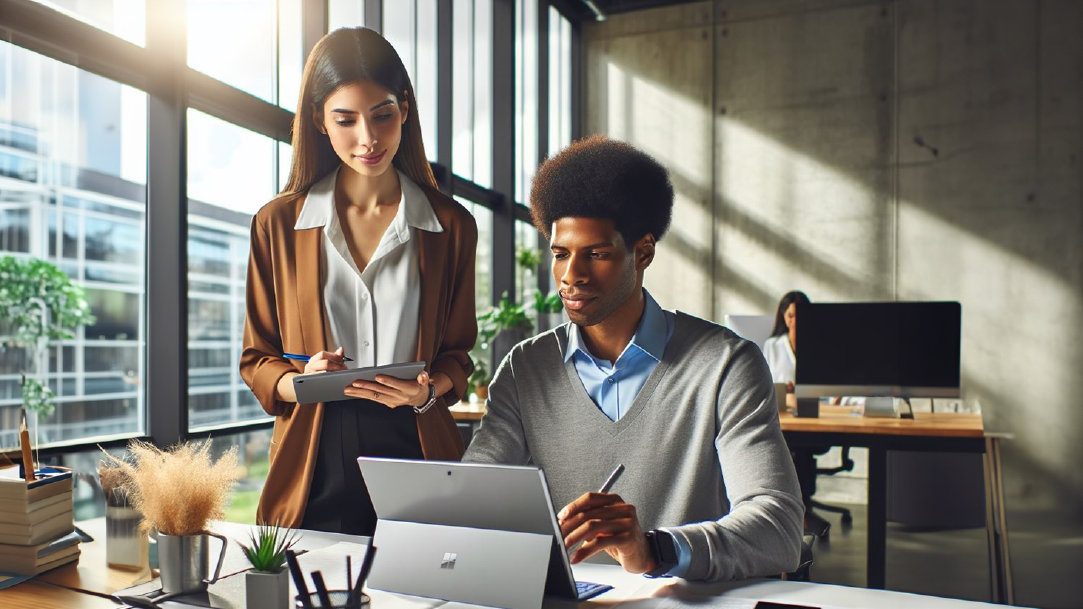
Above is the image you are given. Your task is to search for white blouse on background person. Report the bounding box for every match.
[762,333,796,385]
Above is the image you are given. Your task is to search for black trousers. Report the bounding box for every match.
[301,398,423,535]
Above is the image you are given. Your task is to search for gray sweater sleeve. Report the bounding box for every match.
[462,352,532,466]
[673,343,805,581]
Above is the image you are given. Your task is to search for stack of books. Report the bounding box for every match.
[0,465,79,575]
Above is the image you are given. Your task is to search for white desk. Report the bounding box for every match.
[7,521,1025,609]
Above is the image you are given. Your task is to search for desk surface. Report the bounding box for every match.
[780,405,984,438]
[454,402,986,439]
[4,529,1024,609]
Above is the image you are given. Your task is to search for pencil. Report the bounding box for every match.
[19,409,35,482]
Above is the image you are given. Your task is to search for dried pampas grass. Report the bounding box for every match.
[105,440,239,536]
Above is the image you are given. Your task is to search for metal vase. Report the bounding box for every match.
[157,531,228,595]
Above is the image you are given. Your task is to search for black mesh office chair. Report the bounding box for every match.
[810,446,854,526]
[794,446,854,539]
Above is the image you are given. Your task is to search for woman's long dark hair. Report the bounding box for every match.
[278,27,435,200]
[770,290,811,337]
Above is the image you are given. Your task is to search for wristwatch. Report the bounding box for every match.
[644,529,679,577]
[412,383,438,414]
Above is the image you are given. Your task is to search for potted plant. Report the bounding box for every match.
[240,524,299,609]
[104,440,239,595]
[0,255,95,435]
[467,356,490,402]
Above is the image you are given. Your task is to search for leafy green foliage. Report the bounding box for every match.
[19,376,56,418]
[515,247,543,272]
[240,524,300,572]
[0,255,95,347]
[0,256,95,415]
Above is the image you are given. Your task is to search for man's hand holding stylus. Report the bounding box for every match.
[557,492,657,574]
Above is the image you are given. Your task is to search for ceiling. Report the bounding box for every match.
[551,0,704,23]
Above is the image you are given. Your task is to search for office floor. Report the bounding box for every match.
[806,499,1083,609]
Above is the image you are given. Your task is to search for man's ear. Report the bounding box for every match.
[634,233,656,271]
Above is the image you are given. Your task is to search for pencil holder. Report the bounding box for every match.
[105,487,147,570]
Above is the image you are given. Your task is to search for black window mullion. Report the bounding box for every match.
[145,0,189,446]
[491,0,516,308]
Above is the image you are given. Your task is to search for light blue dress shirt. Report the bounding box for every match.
[564,290,697,577]
[565,290,675,422]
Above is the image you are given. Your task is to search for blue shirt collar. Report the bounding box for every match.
[564,289,668,364]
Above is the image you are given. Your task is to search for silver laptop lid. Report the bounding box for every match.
[356,457,577,597]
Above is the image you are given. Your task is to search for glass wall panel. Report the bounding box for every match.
[329,0,367,29]
[381,0,438,162]
[548,7,573,155]
[30,0,146,46]
[186,110,275,430]
[515,0,539,205]
[188,0,302,109]
[0,42,146,448]
[452,0,493,187]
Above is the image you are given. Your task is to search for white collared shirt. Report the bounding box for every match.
[294,168,443,368]
[762,333,796,384]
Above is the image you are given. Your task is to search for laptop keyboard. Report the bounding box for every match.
[575,580,613,600]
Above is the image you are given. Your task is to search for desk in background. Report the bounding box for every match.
[780,406,1011,603]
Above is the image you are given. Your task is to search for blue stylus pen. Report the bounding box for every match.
[283,352,354,362]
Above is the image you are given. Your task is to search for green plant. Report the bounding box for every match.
[515,247,544,272]
[240,524,300,573]
[0,255,95,416]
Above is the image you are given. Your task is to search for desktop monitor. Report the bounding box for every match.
[722,314,774,349]
[794,301,961,400]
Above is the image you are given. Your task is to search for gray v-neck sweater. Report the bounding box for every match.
[464,311,804,582]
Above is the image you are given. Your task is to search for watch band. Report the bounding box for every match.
[644,529,679,578]
[412,383,438,414]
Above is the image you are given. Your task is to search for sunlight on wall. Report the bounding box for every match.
[604,60,714,315]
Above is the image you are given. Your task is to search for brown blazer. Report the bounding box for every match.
[240,181,478,528]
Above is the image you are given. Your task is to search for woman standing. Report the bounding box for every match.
[241,27,477,534]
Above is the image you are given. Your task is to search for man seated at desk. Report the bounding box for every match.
[464,136,804,582]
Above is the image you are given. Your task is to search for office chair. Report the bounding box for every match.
[810,446,855,526]
[794,446,854,539]
[779,534,816,582]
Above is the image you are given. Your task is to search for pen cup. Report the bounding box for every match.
[295,590,370,609]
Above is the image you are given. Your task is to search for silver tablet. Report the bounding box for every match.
[292,361,426,404]
[357,457,610,600]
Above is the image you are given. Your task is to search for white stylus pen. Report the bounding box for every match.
[597,463,625,494]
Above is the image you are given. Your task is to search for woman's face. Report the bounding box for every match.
[784,302,798,333]
[316,79,408,178]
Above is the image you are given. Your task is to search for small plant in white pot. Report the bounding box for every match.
[240,524,299,609]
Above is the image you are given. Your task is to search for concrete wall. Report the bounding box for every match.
[583,0,1083,514]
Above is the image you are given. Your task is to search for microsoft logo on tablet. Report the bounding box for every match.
[441,552,457,569]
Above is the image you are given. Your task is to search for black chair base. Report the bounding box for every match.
[811,499,853,525]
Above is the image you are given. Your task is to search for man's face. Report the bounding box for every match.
[550,217,641,327]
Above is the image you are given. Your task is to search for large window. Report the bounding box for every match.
[187,0,304,109]
[452,0,494,187]
[186,110,278,430]
[30,0,146,46]
[0,40,147,447]
[1,0,580,463]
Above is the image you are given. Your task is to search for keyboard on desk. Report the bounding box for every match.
[575,580,613,600]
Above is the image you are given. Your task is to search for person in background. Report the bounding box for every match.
[763,290,837,537]
[240,27,477,534]
[465,135,803,582]
[762,290,810,392]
